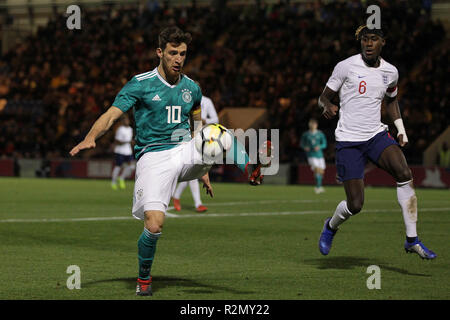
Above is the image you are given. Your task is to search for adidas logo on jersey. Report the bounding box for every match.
[152,95,161,101]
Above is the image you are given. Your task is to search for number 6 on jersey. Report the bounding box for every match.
[359,81,366,94]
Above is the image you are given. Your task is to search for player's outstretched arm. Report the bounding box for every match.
[70,106,124,156]
[384,95,408,147]
[318,87,339,119]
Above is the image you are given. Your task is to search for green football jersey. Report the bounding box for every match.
[112,68,202,159]
[300,130,327,158]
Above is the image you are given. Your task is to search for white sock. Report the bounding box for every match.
[397,180,418,238]
[120,163,135,180]
[189,179,202,208]
[111,166,121,184]
[173,181,188,199]
[329,200,353,230]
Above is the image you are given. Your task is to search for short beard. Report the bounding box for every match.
[162,59,180,84]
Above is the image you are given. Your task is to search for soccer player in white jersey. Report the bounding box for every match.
[172,94,219,212]
[69,27,267,296]
[111,114,135,190]
[317,25,436,260]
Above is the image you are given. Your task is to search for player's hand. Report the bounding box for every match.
[314,146,320,151]
[69,138,96,156]
[397,134,408,147]
[304,147,310,152]
[322,104,338,119]
[201,173,214,198]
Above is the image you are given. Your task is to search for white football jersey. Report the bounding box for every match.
[114,125,133,155]
[326,54,398,142]
[200,96,219,124]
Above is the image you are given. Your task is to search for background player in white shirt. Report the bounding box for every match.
[172,95,219,212]
[317,25,436,260]
[111,114,135,190]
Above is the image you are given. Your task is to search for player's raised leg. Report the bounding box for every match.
[192,125,271,185]
[377,145,437,259]
[225,134,272,185]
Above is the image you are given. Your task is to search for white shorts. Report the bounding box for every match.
[132,139,212,220]
[307,157,326,171]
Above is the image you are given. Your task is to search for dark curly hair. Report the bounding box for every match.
[158,26,192,50]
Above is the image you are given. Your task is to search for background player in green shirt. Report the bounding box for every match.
[69,26,265,296]
[300,118,327,194]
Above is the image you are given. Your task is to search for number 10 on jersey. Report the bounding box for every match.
[166,105,181,123]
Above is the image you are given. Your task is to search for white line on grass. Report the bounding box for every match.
[0,216,132,223]
[189,199,450,207]
[0,207,448,223]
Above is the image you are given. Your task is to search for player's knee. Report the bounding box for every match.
[144,210,164,233]
[395,167,412,183]
[144,220,163,233]
[148,224,163,233]
[347,199,363,215]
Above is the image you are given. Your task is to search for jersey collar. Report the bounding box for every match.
[359,53,384,69]
[155,67,182,88]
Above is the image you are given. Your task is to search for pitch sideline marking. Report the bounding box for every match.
[0,207,448,223]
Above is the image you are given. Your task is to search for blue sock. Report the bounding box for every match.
[225,136,250,174]
[138,228,161,280]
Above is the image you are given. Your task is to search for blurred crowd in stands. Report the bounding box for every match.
[0,0,447,165]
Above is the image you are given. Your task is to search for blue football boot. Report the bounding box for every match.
[319,217,337,255]
[404,237,437,260]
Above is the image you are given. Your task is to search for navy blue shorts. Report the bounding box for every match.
[114,153,134,166]
[336,131,398,182]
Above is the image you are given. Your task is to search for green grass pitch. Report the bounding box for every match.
[0,177,448,300]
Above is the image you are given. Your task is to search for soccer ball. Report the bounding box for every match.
[194,123,233,162]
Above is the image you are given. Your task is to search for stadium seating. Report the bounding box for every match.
[0,1,446,164]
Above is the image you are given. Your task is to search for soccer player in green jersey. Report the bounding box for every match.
[300,119,327,193]
[70,26,266,296]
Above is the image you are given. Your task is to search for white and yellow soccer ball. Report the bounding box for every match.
[194,123,233,162]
